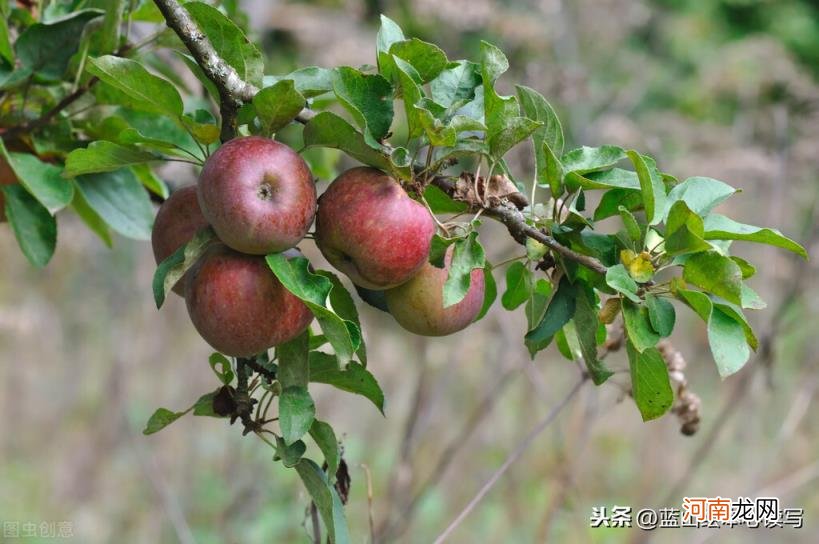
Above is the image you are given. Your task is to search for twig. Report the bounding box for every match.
[432,376,588,544]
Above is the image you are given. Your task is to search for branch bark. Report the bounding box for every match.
[152,0,607,274]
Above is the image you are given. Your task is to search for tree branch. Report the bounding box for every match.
[152,0,607,274]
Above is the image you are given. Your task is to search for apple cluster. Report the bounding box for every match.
[152,136,485,358]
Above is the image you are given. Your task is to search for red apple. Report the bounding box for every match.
[315,167,435,289]
[185,245,313,357]
[151,185,210,294]
[384,248,485,336]
[197,136,316,255]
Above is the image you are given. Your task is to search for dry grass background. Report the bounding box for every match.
[1,0,818,542]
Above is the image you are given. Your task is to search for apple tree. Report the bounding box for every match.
[0,1,808,540]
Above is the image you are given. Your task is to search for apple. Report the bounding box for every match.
[151,185,210,294]
[185,245,313,357]
[384,248,485,336]
[197,136,316,255]
[315,167,435,289]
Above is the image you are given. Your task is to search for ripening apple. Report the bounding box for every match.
[197,136,317,255]
[384,248,485,336]
[185,245,313,357]
[151,185,210,295]
[315,167,435,290]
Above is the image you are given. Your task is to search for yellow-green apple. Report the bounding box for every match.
[197,136,316,255]
[315,167,435,289]
[185,245,313,357]
[384,248,485,336]
[151,185,210,294]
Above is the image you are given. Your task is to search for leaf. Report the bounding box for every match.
[71,183,112,247]
[269,66,336,98]
[517,85,564,187]
[274,436,307,468]
[309,420,339,477]
[180,111,220,145]
[185,1,263,87]
[295,459,350,544]
[676,289,750,377]
[266,254,360,365]
[87,55,183,117]
[501,261,533,310]
[571,168,640,191]
[714,301,758,351]
[622,300,660,352]
[0,16,13,65]
[333,66,393,147]
[423,184,467,214]
[279,386,315,446]
[2,148,73,214]
[208,353,234,385]
[376,15,405,58]
[302,112,393,173]
[594,188,643,221]
[740,283,766,310]
[664,200,711,256]
[309,351,384,414]
[575,286,613,385]
[152,227,217,309]
[443,231,486,308]
[142,408,186,435]
[488,116,542,159]
[480,41,526,159]
[562,145,626,179]
[2,184,57,267]
[683,251,743,305]
[277,330,310,388]
[64,141,156,177]
[319,271,368,365]
[702,214,807,258]
[392,56,427,139]
[476,263,497,321]
[524,277,576,358]
[192,391,222,417]
[645,294,675,337]
[389,38,448,83]
[430,60,481,109]
[15,10,101,80]
[618,205,643,248]
[253,80,306,135]
[605,264,640,303]
[626,151,666,225]
[74,169,154,240]
[664,177,736,218]
[626,343,673,421]
[132,164,169,199]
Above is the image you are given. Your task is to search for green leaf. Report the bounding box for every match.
[683,251,743,305]
[2,184,57,267]
[185,1,263,87]
[142,408,186,435]
[277,331,310,388]
[626,343,673,421]
[524,277,576,358]
[605,264,641,303]
[279,386,315,446]
[64,141,156,177]
[570,168,640,192]
[645,294,675,337]
[488,116,542,159]
[626,151,666,225]
[152,227,217,309]
[302,112,394,173]
[208,353,234,385]
[376,15,405,58]
[0,16,14,65]
[714,301,758,351]
[274,436,307,468]
[443,231,486,308]
[390,38,448,83]
[15,10,101,80]
[192,391,222,417]
[253,80,306,135]
[676,289,751,377]
[664,176,736,218]
[430,61,481,109]
[575,286,613,385]
[562,145,626,179]
[309,420,339,477]
[131,164,169,199]
[622,300,660,352]
[423,184,467,214]
[295,459,350,544]
[594,188,643,221]
[740,283,766,310]
[501,261,532,310]
[480,41,527,159]
[618,206,643,248]
[75,169,154,241]
[268,66,336,98]
[731,256,756,279]
[2,148,73,214]
[664,200,711,256]
[517,85,564,186]
[319,271,367,365]
[87,56,183,117]
[392,55,427,139]
[309,351,384,414]
[266,253,360,365]
[702,214,807,258]
[70,182,112,247]
[476,263,497,321]
[333,66,393,147]
[180,111,220,145]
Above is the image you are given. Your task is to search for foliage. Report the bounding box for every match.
[0,2,807,540]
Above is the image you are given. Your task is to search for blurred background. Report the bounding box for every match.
[2,0,819,542]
